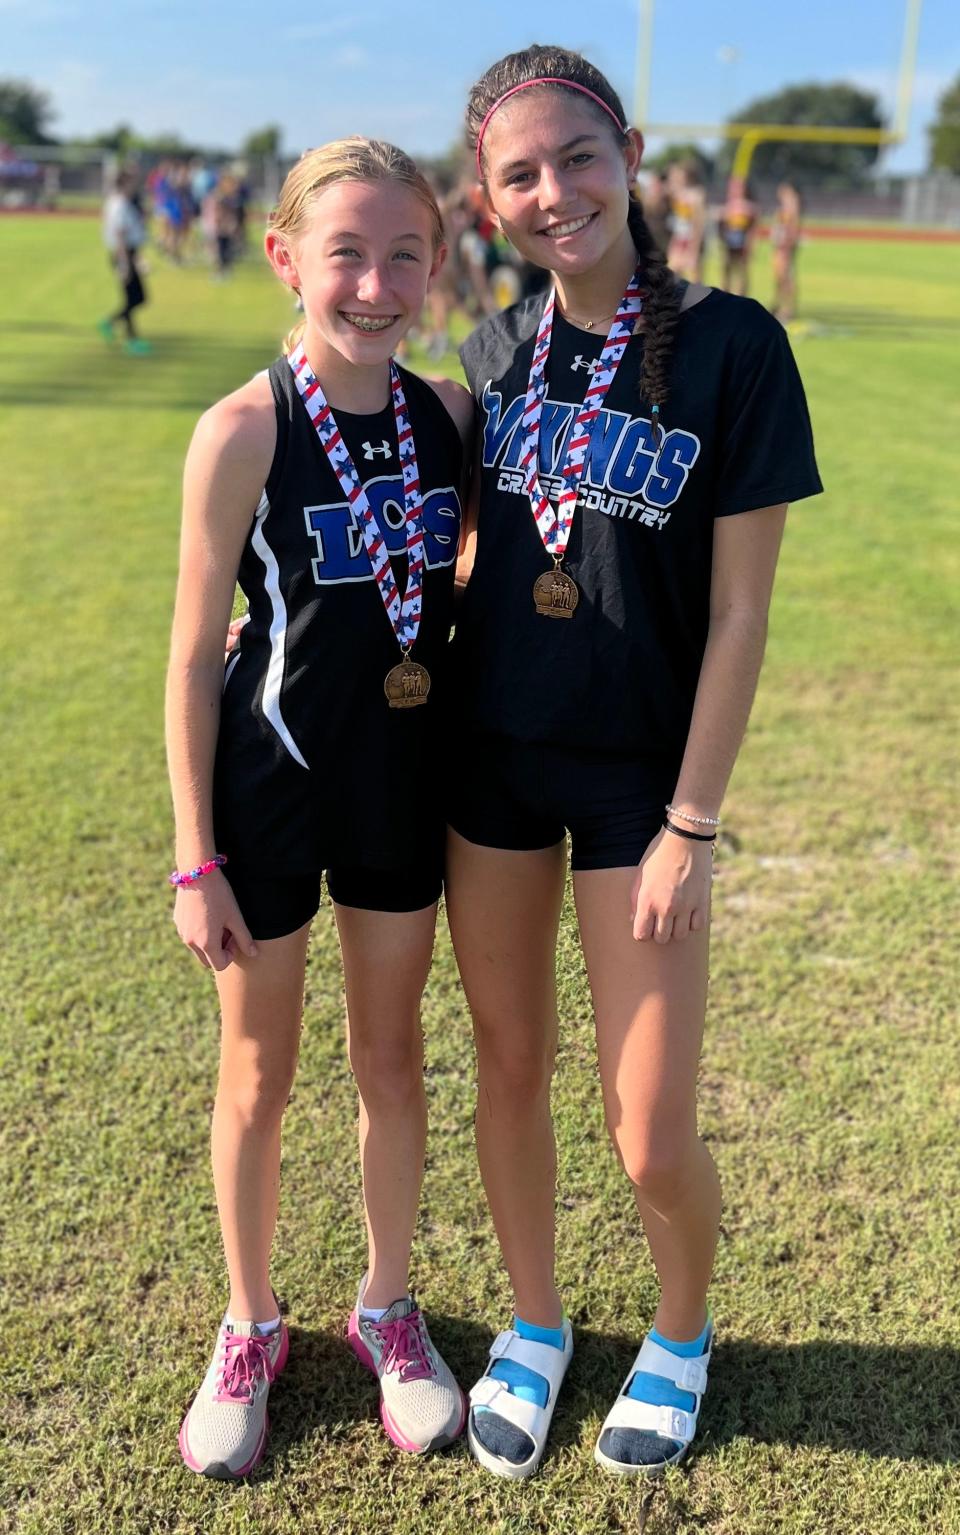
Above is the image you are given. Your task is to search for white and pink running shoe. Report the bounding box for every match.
[179,1316,288,1479]
[347,1276,466,1453]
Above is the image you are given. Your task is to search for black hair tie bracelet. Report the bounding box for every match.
[662,819,717,843]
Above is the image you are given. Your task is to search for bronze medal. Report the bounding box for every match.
[384,659,431,708]
[533,567,579,619]
[287,348,433,714]
[520,273,643,627]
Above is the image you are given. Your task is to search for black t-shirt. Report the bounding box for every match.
[455,288,822,764]
[213,357,463,874]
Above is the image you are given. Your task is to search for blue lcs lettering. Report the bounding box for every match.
[304,476,461,585]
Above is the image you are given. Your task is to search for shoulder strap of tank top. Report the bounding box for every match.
[262,356,296,502]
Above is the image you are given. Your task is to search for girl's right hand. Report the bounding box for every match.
[224,613,249,659]
[173,870,258,971]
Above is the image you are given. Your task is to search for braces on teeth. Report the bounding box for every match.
[345,315,395,331]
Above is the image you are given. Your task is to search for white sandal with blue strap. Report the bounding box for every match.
[594,1328,712,1476]
[467,1321,573,1480]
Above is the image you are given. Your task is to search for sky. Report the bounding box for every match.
[2,0,957,175]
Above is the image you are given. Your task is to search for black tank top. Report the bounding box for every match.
[213,356,463,874]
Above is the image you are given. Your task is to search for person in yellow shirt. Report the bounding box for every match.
[718,177,758,297]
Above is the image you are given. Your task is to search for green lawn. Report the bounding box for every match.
[1,218,958,1535]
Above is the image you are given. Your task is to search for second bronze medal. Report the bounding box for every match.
[384,658,431,708]
[533,565,579,618]
[519,271,644,629]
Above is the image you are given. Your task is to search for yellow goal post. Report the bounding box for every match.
[633,0,922,182]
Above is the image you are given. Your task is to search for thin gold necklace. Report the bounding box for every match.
[558,303,619,332]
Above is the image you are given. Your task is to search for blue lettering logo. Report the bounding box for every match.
[480,383,701,520]
[304,477,461,585]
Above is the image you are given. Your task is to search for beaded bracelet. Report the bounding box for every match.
[665,803,721,828]
[662,820,716,844]
[168,854,228,888]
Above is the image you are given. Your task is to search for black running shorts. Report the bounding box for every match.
[223,861,443,941]
[447,734,674,871]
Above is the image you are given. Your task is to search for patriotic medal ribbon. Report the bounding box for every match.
[288,343,430,707]
[519,269,644,617]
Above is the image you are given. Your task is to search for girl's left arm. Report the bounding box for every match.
[671,501,787,820]
[631,503,787,943]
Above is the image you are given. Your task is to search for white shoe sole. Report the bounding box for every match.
[594,1435,690,1477]
[467,1407,548,1480]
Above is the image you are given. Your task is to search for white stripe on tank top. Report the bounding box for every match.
[250,490,309,770]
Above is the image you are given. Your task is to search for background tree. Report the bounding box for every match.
[927,72,960,173]
[0,78,56,145]
[242,125,282,158]
[140,130,190,156]
[83,124,137,154]
[716,81,884,188]
[72,126,225,160]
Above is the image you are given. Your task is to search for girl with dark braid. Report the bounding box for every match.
[446,44,822,1480]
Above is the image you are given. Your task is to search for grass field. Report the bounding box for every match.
[1,218,958,1535]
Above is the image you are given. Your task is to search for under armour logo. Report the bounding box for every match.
[571,355,599,374]
[363,440,392,459]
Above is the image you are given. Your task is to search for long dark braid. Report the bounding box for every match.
[626,196,680,434]
[466,44,682,423]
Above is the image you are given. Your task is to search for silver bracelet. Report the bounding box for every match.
[665,803,722,828]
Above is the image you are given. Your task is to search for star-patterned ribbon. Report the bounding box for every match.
[518,269,645,560]
[288,342,425,653]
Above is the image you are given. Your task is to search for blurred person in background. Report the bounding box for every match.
[666,159,706,281]
[148,160,182,259]
[230,160,253,256]
[98,168,151,355]
[460,181,500,316]
[190,157,219,260]
[146,159,167,232]
[170,163,195,260]
[190,157,218,213]
[770,181,802,323]
[640,169,671,257]
[208,172,241,279]
[200,169,220,268]
[717,176,758,297]
[418,175,467,358]
[147,161,193,261]
[126,160,148,222]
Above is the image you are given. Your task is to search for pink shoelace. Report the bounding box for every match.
[370,1311,435,1383]
[214,1330,276,1404]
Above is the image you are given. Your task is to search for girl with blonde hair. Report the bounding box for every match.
[167,136,474,1478]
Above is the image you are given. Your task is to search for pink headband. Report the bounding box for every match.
[475,77,626,179]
